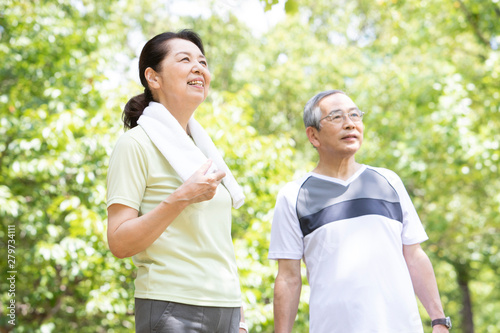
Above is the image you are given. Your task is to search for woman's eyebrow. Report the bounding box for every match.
[175,51,206,59]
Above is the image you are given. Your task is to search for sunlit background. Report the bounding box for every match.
[1,0,499,332]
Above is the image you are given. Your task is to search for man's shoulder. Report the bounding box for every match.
[280,173,313,190]
[365,165,401,183]
[275,173,312,201]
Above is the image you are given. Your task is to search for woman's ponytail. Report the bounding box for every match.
[122,87,153,129]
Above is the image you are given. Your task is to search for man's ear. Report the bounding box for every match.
[306,126,320,148]
[145,67,160,89]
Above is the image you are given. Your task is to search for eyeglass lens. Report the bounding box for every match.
[326,110,363,123]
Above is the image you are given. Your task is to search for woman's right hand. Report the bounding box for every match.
[107,160,226,258]
[168,159,226,205]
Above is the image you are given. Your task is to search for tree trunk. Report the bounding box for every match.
[456,264,474,333]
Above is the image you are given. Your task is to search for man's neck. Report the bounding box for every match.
[313,159,362,181]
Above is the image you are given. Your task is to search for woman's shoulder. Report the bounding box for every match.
[114,125,151,147]
[121,125,148,140]
[110,126,155,157]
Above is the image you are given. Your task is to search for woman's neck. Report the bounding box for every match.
[159,102,197,132]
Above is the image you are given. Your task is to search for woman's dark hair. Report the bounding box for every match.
[122,29,205,129]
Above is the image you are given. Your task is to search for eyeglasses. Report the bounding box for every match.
[319,109,365,125]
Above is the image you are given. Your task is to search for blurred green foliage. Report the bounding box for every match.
[1,0,499,332]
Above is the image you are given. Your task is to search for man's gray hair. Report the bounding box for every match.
[303,89,346,129]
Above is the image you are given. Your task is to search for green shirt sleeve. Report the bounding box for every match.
[106,130,148,212]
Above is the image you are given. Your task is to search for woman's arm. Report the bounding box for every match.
[239,307,247,333]
[107,160,225,258]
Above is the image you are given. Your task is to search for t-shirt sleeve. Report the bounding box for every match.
[106,132,148,211]
[391,173,428,245]
[268,184,304,260]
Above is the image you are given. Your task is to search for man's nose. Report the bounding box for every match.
[343,115,356,128]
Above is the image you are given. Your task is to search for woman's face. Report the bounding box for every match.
[153,38,211,110]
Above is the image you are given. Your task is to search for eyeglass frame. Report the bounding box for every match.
[319,108,365,126]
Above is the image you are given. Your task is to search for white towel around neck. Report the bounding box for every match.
[137,102,245,209]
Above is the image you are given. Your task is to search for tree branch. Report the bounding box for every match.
[457,0,491,48]
[0,136,14,170]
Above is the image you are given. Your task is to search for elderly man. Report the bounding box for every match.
[269,90,451,333]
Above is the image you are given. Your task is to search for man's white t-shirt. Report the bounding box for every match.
[269,165,428,332]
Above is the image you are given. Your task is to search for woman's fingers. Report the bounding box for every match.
[176,161,227,204]
[198,159,214,175]
[209,169,226,183]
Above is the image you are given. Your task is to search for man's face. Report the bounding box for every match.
[314,93,364,157]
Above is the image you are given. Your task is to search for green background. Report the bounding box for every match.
[1,0,499,332]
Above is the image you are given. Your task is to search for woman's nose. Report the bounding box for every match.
[192,62,206,74]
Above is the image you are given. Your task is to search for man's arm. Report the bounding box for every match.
[403,243,450,333]
[274,259,302,333]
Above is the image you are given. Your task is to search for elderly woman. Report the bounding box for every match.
[106,30,247,333]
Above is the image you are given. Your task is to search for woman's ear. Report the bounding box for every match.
[145,67,160,89]
[306,126,320,148]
